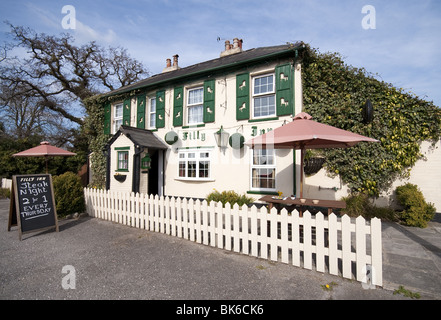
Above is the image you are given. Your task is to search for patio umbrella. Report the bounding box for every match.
[12,141,76,173]
[245,112,379,197]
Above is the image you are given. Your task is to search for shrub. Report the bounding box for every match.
[395,183,435,228]
[53,171,85,217]
[341,193,370,217]
[341,192,397,221]
[206,189,254,208]
[0,188,10,199]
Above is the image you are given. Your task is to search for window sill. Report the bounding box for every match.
[247,190,278,196]
[115,169,129,172]
[248,117,279,123]
[175,177,215,182]
[182,123,205,129]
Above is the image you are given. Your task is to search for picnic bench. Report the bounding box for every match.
[259,195,346,215]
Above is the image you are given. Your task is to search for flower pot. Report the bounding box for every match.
[304,157,326,175]
[114,174,127,182]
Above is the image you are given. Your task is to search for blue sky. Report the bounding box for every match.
[1,0,440,107]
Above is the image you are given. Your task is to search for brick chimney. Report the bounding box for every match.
[162,54,180,73]
[220,38,243,57]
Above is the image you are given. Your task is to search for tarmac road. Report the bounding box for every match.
[1,198,435,303]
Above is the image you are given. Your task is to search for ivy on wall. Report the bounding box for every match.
[83,95,107,188]
[302,45,441,196]
[83,89,142,188]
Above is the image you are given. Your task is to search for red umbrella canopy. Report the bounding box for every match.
[13,141,76,173]
[245,112,378,198]
[12,141,76,157]
[245,112,379,150]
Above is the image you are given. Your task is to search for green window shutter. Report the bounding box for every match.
[275,64,294,116]
[156,90,165,128]
[123,99,131,126]
[203,79,215,123]
[173,87,183,127]
[103,102,111,135]
[136,94,146,129]
[236,73,250,120]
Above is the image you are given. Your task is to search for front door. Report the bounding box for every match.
[147,150,164,196]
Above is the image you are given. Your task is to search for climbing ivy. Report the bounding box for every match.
[83,95,107,189]
[302,46,441,196]
[83,89,143,188]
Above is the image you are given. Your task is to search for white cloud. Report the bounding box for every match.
[73,20,117,44]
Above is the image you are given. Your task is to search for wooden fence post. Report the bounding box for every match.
[315,212,325,273]
[371,217,383,286]
[341,215,352,279]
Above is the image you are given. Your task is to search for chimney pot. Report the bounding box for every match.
[220,38,243,57]
[233,38,239,49]
[173,54,179,67]
[166,58,171,68]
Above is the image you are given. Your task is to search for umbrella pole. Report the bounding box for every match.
[45,156,48,174]
[300,148,304,198]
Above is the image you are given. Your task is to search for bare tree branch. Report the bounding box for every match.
[0,23,149,128]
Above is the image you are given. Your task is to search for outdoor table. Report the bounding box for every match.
[259,195,346,215]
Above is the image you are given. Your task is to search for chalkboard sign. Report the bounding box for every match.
[8,174,59,240]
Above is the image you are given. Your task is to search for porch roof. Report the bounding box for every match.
[106,126,168,150]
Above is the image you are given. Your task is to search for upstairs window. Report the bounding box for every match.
[252,74,275,118]
[187,87,204,125]
[149,97,156,129]
[113,103,123,133]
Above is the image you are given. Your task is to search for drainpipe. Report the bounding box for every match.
[132,145,143,194]
[105,145,111,190]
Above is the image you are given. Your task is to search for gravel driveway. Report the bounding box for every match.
[0,198,408,304]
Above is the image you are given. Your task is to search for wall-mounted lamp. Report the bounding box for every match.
[214,126,230,148]
[141,153,151,170]
[363,99,374,124]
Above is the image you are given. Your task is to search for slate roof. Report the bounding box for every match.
[106,125,168,150]
[104,42,305,97]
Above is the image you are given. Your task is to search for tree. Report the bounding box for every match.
[0,23,148,127]
[0,24,149,179]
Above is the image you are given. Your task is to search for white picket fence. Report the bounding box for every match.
[83,188,382,286]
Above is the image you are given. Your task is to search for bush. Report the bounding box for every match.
[53,171,85,217]
[341,192,397,221]
[0,188,10,199]
[395,183,435,228]
[206,189,254,208]
[341,193,370,217]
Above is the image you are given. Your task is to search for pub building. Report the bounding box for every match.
[102,40,307,202]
